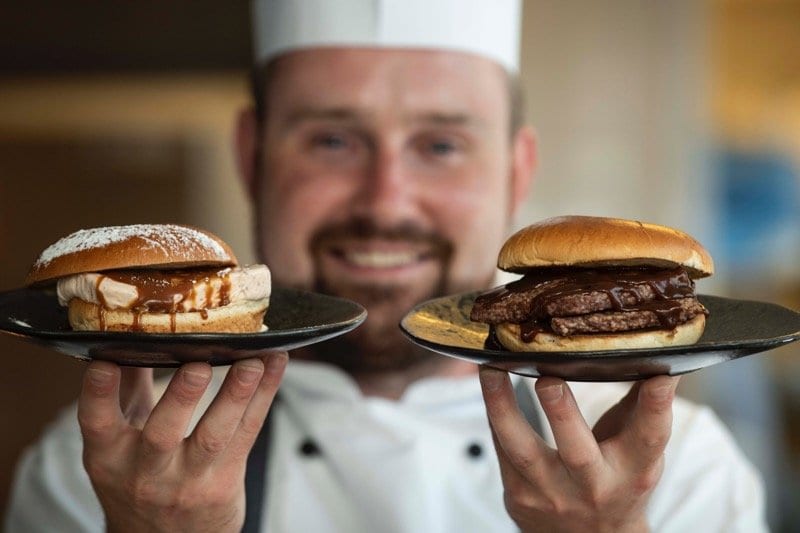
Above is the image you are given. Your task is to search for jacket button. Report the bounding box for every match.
[298,438,321,457]
[466,442,483,459]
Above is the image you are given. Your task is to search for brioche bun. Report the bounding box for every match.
[27,224,237,286]
[67,298,269,333]
[494,314,706,353]
[499,216,714,278]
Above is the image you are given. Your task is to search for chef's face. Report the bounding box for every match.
[239,48,534,371]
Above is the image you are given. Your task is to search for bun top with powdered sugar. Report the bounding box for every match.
[26,224,237,285]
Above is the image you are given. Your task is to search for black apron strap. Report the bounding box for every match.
[242,395,277,533]
[513,377,544,435]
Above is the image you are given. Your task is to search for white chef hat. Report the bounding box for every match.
[251,0,522,72]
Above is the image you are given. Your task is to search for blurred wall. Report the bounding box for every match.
[519,0,712,241]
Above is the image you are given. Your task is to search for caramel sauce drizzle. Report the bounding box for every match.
[95,268,232,332]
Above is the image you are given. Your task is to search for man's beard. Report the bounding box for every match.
[299,216,475,374]
[308,280,446,373]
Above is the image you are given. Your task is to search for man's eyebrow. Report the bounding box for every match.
[282,107,365,128]
[409,112,484,128]
[280,107,486,130]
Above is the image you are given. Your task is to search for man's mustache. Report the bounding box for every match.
[309,217,453,258]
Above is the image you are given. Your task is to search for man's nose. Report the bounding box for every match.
[354,146,417,221]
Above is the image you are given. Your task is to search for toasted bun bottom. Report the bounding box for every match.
[495,314,706,352]
[67,298,269,333]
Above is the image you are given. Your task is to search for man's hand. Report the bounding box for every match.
[77,352,288,533]
[479,368,679,533]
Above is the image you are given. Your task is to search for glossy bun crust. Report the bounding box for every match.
[26,224,237,286]
[494,314,706,352]
[498,216,714,278]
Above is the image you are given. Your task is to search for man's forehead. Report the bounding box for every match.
[265,47,508,121]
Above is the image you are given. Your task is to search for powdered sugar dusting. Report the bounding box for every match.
[34,224,228,268]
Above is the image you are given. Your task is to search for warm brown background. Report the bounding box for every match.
[1,0,799,530]
[0,1,256,520]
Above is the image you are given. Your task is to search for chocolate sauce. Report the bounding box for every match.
[96,268,232,332]
[482,267,693,313]
[476,267,699,343]
[484,327,505,350]
[519,320,551,343]
[95,277,107,331]
[636,298,692,328]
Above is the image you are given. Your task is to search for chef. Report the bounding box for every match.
[6,1,767,531]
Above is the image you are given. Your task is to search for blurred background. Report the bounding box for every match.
[0,0,798,529]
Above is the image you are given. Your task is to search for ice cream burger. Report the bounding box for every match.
[26,224,271,333]
[470,216,714,352]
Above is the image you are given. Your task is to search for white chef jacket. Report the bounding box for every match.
[6,360,768,532]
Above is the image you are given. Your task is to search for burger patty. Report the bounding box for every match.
[470,280,557,324]
[549,297,706,336]
[471,281,668,325]
[471,267,708,339]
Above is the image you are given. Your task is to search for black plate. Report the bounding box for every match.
[400,292,800,381]
[0,287,366,367]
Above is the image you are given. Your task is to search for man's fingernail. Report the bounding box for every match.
[88,367,114,387]
[237,362,263,384]
[265,352,288,372]
[479,367,504,391]
[538,383,564,403]
[183,369,209,388]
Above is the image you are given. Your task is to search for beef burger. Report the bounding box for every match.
[470,216,714,352]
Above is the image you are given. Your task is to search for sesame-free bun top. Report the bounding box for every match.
[499,216,714,278]
[26,224,238,286]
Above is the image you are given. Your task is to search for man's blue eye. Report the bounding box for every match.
[316,134,347,149]
[430,141,455,155]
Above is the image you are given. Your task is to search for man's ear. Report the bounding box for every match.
[510,125,537,218]
[235,106,260,200]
